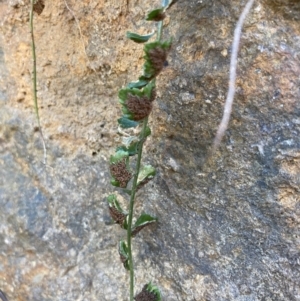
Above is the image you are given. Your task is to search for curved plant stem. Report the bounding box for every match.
[30,0,47,165]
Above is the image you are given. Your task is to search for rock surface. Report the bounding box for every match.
[0,0,299,300]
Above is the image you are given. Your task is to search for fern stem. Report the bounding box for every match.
[127,118,148,301]
[157,21,163,41]
[127,11,164,301]
[29,0,47,165]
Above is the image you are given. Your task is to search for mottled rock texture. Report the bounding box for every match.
[0,0,300,300]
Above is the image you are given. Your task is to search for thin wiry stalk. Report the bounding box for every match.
[30,0,47,165]
[213,0,255,150]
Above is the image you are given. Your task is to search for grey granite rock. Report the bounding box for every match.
[0,0,299,300]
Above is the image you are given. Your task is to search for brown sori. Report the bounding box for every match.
[137,178,152,191]
[126,94,153,121]
[151,12,166,22]
[134,285,157,301]
[120,253,127,265]
[148,47,168,76]
[131,224,150,237]
[108,206,127,226]
[33,0,45,15]
[110,159,132,188]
